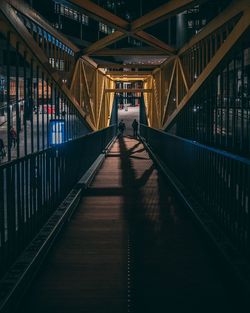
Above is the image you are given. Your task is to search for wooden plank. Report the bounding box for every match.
[16,137,243,312]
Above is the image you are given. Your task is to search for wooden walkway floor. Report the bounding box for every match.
[17,137,239,313]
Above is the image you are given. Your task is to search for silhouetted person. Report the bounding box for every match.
[9,127,17,148]
[0,137,5,160]
[132,119,138,138]
[24,96,33,123]
[118,120,126,137]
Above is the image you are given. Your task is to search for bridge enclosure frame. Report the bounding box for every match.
[0,0,250,295]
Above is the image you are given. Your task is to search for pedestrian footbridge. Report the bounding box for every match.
[1,0,250,312]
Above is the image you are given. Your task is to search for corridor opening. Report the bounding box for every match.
[116,94,141,137]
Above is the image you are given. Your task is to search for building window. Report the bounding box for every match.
[82,14,89,25]
[54,2,89,25]
[49,58,55,68]
[99,22,115,34]
[60,60,65,71]
[202,19,206,26]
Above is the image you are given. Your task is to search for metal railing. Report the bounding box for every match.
[0,2,92,164]
[141,124,250,257]
[0,125,116,278]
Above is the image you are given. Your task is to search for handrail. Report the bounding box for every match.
[0,124,116,168]
[140,124,250,165]
[140,124,250,259]
[0,125,117,279]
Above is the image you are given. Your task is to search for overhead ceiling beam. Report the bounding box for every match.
[105,88,152,93]
[92,48,168,56]
[131,0,207,32]
[97,63,159,69]
[107,71,152,75]
[111,77,147,81]
[86,30,175,56]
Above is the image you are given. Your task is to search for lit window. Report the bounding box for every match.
[49,58,55,68]
[60,5,64,15]
[55,2,88,25]
[99,22,114,34]
[60,60,64,71]
[82,14,89,25]
[188,20,193,28]
[55,59,59,69]
[54,3,60,13]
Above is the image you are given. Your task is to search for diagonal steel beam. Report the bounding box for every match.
[133,30,176,55]
[163,7,250,130]
[69,0,129,32]
[8,0,79,53]
[69,0,176,56]
[85,29,175,56]
[83,31,126,55]
[178,0,250,55]
[131,0,207,32]
[0,0,95,130]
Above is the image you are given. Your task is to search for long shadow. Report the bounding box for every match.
[117,136,163,313]
[117,137,241,313]
[118,136,143,223]
[133,154,241,313]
